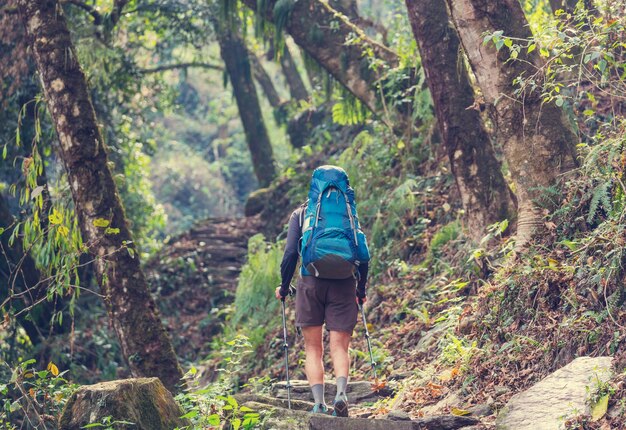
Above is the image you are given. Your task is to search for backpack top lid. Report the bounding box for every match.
[309,165,350,197]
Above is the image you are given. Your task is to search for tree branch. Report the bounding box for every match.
[110,0,129,27]
[62,0,103,25]
[1,6,19,14]
[137,62,224,74]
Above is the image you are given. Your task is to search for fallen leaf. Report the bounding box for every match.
[371,379,387,392]
[591,394,609,421]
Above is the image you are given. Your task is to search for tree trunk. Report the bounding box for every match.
[279,43,309,102]
[250,52,283,109]
[18,0,183,392]
[241,0,399,119]
[445,0,578,247]
[216,25,277,188]
[405,0,516,237]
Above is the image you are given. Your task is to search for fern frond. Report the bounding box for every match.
[587,181,612,224]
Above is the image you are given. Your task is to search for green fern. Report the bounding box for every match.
[231,234,282,338]
[587,181,612,224]
[331,96,367,125]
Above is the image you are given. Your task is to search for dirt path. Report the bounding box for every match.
[235,380,479,429]
[146,217,260,361]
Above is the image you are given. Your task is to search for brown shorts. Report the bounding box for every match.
[295,275,358,333]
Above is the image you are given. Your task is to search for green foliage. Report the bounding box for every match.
[429,221,461,257]
[112,118,167,256]
[487,3,626,135]
[175,363,262,430]
[332,96,368,126]
[204,233,285,381]
[230,234,283,340]
[205,234,287,383]
[586,181,612,224]
[0,359,77,428]
[439,334,479,371]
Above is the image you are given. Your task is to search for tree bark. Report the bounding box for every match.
[405,0,516,237]
[445,0,579,247]
[241,0,399,118]
[279,43,309,102]
[18,0,183,391]
[249,52,283,109]
[216,25,277,188]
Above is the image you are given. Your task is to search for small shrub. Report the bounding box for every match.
[429,221,461,257]
[230,234,283,335]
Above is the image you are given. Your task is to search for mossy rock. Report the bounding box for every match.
[58,377,188,430]
[245,187,272,217]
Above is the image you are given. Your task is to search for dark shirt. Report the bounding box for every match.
[279,207,369,297]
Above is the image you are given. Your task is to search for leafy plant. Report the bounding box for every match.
[229,234,283,347]
[175,362,262,430]
[0,359,77,429]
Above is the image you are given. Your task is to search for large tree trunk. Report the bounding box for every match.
[250,52,283,109]
[241,0,399,119]
[279,43,309,102]
[18,0,183,391]
[216,25,277,188]
[405,0,515,237]
[445,0,578,247]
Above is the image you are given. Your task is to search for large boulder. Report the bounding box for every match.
[58,378,188,430]
[496,356,613,430]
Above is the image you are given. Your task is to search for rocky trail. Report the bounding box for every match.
[138,215,621,430]
[146,217,261,361]
[56,357,616,429]
[234,380,479,429]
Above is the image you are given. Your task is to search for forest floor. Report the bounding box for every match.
[147,209,626,429]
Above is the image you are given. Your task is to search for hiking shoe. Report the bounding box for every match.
[332,395,349,417]
[311,403,328,414]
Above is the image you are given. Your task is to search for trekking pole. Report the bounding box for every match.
[280,297,292,409]
[358,299,378,382]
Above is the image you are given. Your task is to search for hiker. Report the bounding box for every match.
[275,165,370,417]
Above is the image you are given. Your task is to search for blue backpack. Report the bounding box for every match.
[300,165,370,279]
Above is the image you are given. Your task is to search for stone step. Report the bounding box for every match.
[234,393,314,412]
[240,400,479,430]
[271,379,393,404]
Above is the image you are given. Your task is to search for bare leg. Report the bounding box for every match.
[329,330,351,416]
[329,330,351,380]
[302,326,324,386]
